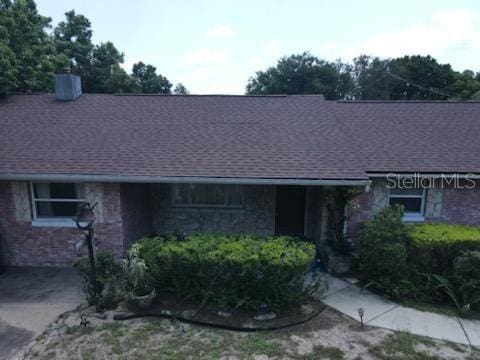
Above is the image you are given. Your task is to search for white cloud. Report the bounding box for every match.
[343,9,480,68]
[206,25,235,39]
[181,48,229,67]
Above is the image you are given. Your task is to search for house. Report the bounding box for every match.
[1,73,480,267]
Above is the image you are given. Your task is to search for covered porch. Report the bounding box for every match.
[121,179,372,253]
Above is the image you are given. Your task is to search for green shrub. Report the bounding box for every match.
[137,234,316,310]
[450,251,480,311]
[409,223,480,275]
[74,250,121,309]
[359,205,413,299]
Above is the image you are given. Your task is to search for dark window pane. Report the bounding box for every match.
[36,201,80,217]
[226,185,243,205]
[390,187,424,196]
[33,183,83,199]
[389,197,422,213]
[191,184,225,205]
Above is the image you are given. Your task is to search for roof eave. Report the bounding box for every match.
[0,173,371,187]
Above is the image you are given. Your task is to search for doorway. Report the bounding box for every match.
[275,186,306,235]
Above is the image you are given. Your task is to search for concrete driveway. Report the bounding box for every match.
[0,267,83,359]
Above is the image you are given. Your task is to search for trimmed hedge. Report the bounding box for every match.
[409,223,480,275]
[137,234,316,310]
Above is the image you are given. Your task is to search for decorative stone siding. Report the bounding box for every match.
[0,181,124,267]
[12,182,31,221]
[151,184,275,235]
[120,183,153,248]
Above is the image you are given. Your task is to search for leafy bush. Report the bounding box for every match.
[74,250,121,309]
[121,243,156,303]
[409,223,480,275]
[137,234,316,310]
[443,251,480,312]
[359,205,413,299]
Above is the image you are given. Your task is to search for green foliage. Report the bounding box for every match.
[409,223,480,275]
[0,0,58,94]
[53,10,93,78]
[74,249,121,309]
[0,1,177,95]
[246,52,354,100]
[121,243,155,298]
[427,251,480,312]
[359,205,413,299]
[173,82,189,95]
[137,234,316,310]
[360,216,480,312]
[131,61,172,94]
[323,187,360,254]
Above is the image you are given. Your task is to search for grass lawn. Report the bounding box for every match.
[22,307,480,360]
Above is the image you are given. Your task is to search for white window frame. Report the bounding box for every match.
[30,182,86,226]
[388,186,426,222]
[171,184,244,208]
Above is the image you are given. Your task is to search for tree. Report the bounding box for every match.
[132,61,172,94]
[0,0,17,95]
[245,52,354,99]
[352,55,391,100]
[53,10,93,81]
[173,83,189,95]
[450,70,480,100]
[1,0,57,93]
[85,42,138,93]
[352,55,460,100]
[388,55,456,100]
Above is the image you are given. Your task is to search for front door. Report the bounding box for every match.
[275,186,306,235]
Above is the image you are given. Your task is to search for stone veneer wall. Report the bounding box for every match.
[0,181,124,267]
[151,184,275,235]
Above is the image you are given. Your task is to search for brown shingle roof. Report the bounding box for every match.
[0,94,479,181]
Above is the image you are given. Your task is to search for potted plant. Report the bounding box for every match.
[122,243,156,310]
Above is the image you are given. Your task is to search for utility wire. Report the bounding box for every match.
[387,72,452,98]
[349,70,452,100]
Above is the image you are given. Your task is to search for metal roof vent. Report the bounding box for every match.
[54,73,82,101]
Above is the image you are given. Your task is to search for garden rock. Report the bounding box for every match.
[217,311,232,318]
[181,310,197,319]
[301,304,314,315]
[254,313,277,321]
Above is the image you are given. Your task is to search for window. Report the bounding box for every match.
[389,186,426,221]
[172,184,243,207]
[31,182,85,219]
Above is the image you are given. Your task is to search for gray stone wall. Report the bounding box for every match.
[151,184,275,235]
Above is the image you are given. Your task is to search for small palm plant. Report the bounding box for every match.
[121,243,156,309]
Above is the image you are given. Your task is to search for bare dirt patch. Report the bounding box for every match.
[17,306,480,360]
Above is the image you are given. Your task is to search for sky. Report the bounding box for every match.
[36,0,480,94]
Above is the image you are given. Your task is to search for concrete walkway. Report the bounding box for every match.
[321,274,480,347]
[0,267,83,359]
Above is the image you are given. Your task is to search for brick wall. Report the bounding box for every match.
[151,184,275,235]
[0,181,124,267]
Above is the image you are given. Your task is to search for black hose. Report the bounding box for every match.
[113,304,326,332]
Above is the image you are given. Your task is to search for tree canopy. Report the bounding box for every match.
[247,52,480,100]
[246,52,353,100]
[0,0,178,96]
